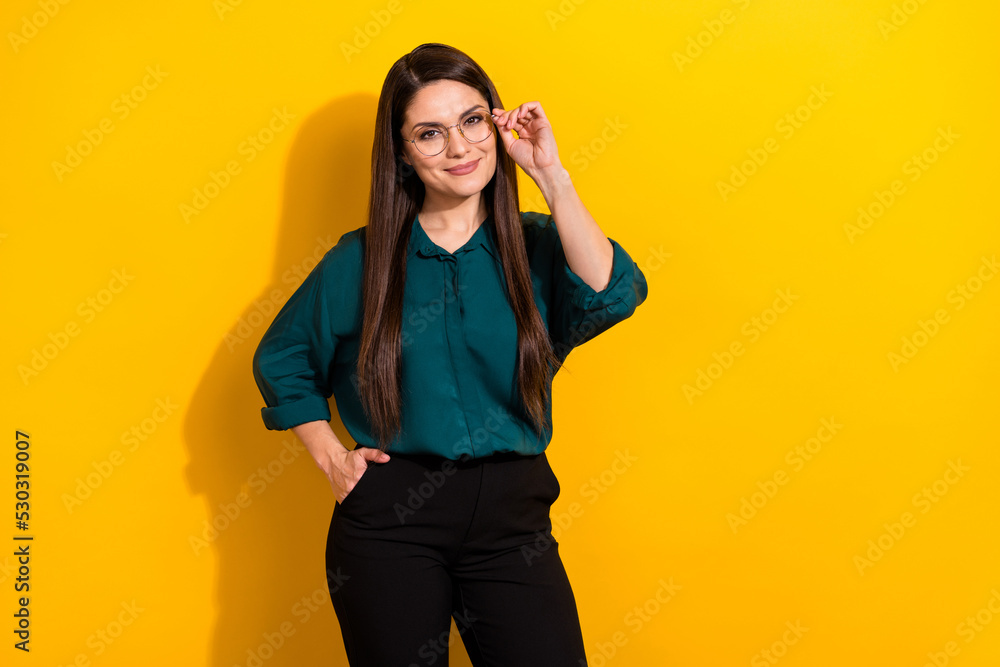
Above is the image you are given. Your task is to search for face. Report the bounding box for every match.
[399,79,497,205]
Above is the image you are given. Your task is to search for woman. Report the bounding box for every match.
[252,42,648,666]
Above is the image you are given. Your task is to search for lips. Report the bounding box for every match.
[445,159,480,174]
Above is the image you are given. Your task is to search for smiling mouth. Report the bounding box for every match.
[445,159,480,173]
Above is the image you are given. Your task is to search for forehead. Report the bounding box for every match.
[404,80,488,127]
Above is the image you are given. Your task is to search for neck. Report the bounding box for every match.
[419,192,489,232]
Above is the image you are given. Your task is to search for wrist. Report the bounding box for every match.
[290,421,347,460]
[535,163,572,201]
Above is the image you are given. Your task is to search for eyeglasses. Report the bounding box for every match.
[403,110,495,156]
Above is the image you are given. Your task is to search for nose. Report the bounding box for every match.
[444,125,472,158]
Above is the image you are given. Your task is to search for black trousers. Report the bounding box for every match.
[325,447,588,666]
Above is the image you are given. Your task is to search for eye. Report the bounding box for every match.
[464,114,484,125]
[419,129,440,140]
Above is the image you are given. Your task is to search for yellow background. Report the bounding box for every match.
[3,0,999,665]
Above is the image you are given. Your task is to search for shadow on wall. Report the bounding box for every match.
[181,91,372,666]
[180,90,479,667]
[174,92,345,666]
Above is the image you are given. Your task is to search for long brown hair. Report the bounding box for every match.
[357,42,560,453]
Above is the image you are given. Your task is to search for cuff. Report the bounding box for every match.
[261,395,332,431]
[562,238,636,310]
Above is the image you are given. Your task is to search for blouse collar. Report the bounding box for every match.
[408,212,498,261]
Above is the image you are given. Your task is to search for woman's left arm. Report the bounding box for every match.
[492,102,615,292]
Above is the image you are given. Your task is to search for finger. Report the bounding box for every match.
[361,447,389,462]
[492,108,512,132]
[496,121,516,152]
[495,117,511,140]
[517,102,545,127]
[510,106,524,126]
[492,112,509,132]
[501,104,521,130]
[491,107,510,127]
[520,107,538,129]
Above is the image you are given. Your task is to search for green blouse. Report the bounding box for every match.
[252,211,648,460]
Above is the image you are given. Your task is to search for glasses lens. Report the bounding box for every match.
[414,126,447,156]
[460,112,493,143]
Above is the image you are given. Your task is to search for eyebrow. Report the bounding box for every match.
[410,105,487,130]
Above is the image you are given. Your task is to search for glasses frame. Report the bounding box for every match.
[403,110,495,157]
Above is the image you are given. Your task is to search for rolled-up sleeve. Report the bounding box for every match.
[252,246,340,431]
[525,211,648,353]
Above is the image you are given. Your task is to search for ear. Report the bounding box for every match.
[399,150,412,167]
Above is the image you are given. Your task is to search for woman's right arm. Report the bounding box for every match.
[253,233,387,501]
[291,420,390,503]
